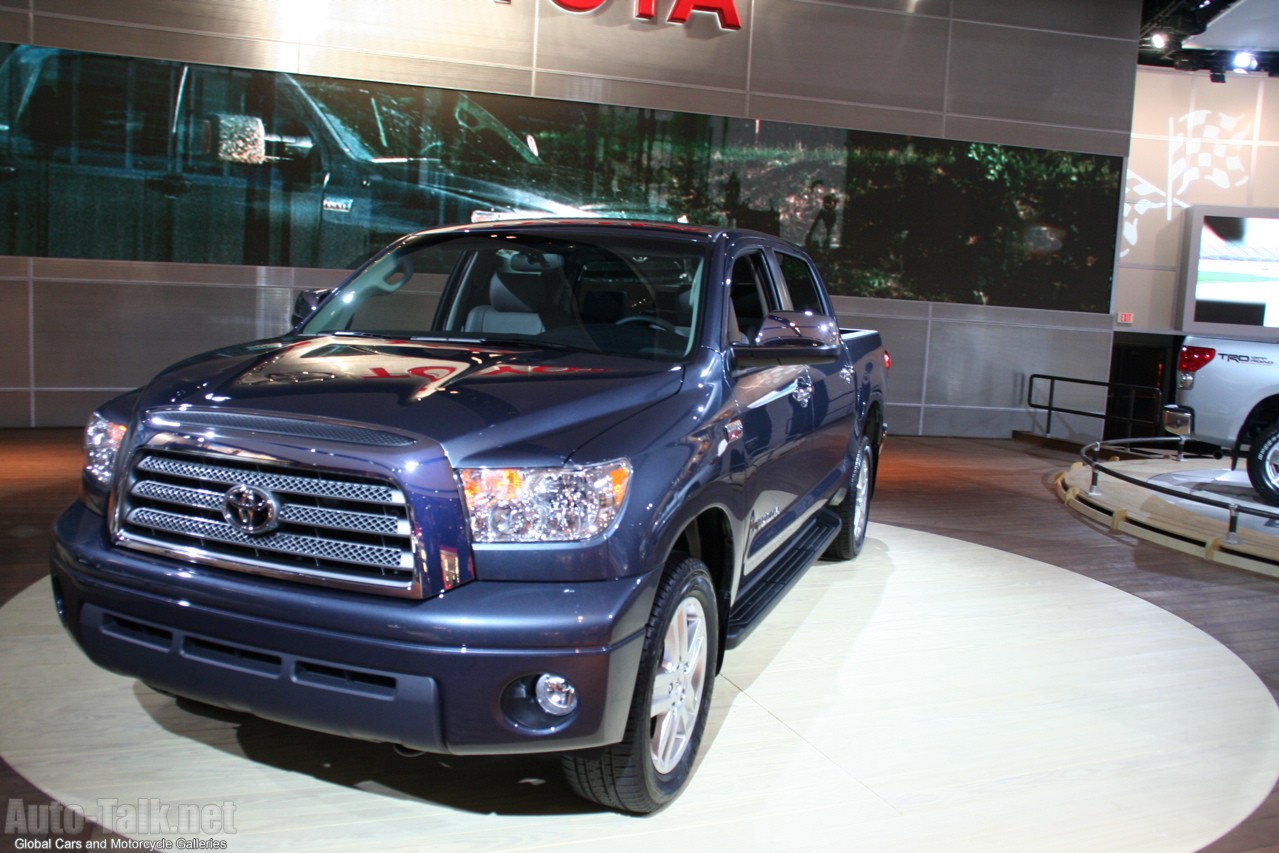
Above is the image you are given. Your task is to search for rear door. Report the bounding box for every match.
[770,247,858,475]
[726,246,816,575]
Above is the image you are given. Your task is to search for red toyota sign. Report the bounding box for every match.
[550,0,742,30]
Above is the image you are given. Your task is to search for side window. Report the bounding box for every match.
[776,251,828,315]
[727,251,776,343]
[17,53,173,162]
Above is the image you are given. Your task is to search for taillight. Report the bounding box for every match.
[1178,345,1216,372]
[883,350,892,371]
[1177,345,1215,390]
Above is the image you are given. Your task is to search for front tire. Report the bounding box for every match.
[562,554,718,814]
[1247,422,1279,505]
[823,434,874,560]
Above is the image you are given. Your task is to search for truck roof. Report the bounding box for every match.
[403,218,781,245]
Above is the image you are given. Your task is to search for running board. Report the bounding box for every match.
[725,508,841,649]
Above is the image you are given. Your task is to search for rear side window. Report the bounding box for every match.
[776,251,827,315]
[16,53,173,161]
[728,251,775,343]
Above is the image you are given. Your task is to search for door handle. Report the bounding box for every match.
[146,173,193,197]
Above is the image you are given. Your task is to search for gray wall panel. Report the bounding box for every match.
[33,17,303,71]
[801,0,950,15]
[748,93,945,138]
[947,22,1137,134]
[0,256,28,278]
[303,2,536,68]
[33,280,292,387]
[930,301,1113,330]
[38,0,281,39]
[750,2,948,111]
[31,259,296,286]
[884,402,921,436]
[534,72,747,117]
[0,281,30,388]
[953,0,1140,39]
[0,392,32,428]
[298,47,533,95]
[35,391,118,428]
[292,268,351,290]
[924,320,1111,409]
[0,9,27,43]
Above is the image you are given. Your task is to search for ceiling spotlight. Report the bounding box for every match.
[1151,32,1169,50]
[1232,51,1258,72]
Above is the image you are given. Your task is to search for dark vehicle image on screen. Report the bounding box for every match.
[50,219,888,812]
[0,46,658,268]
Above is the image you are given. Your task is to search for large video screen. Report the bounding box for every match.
[0,42,1123,312]
[1180,207,1279,335]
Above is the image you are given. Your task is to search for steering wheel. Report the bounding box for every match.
[615,314,679,333]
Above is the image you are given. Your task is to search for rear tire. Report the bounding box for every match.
[823,434,874,561]
[1247,422,1279,505]
[562,554,717,814]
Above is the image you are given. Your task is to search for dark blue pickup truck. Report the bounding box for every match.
[50,219,888,813]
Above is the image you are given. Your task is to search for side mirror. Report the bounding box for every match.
[291,288,333,328]
[209,114,267,165]
[204,115,313,165]
[731,311,841,368]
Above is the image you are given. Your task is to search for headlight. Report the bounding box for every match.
[84,412,128,487]
[459,460,631,543]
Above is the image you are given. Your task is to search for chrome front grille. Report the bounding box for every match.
[117,447,420,597]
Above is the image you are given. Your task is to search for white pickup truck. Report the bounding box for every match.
[1163,334,1279,504]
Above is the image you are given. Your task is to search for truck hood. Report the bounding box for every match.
[139,336,685,466]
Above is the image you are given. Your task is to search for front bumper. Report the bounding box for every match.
[50,501,652,754]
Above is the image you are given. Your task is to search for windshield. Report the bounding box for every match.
[296,77,541,167]
[301,231,708,362]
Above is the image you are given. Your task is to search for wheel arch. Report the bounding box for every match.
[861,400,885,496]
[1241,395,1279,447]
[670,507,735,672]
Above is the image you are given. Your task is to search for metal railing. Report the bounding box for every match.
[1078,435,1279,545]
[1027,374,1163,438]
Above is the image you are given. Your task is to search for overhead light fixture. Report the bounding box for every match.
[1232,51,1258,72]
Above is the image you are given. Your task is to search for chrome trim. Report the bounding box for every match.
[145,407,419,447]
[113,435,426,599]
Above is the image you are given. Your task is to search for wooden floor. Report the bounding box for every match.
[2,431,1278,851]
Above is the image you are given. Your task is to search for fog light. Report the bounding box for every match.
[534,674,578,716]
[501,673,581,732]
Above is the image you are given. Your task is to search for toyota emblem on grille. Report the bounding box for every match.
[222,484,281,535]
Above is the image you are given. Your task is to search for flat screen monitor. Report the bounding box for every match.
[1178,206,1279,339]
